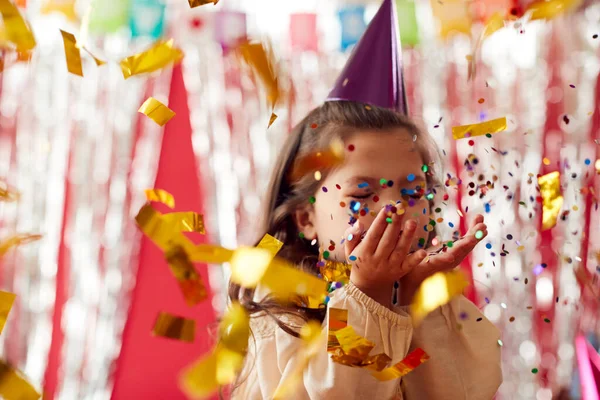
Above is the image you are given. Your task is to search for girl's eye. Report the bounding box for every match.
[350,193,372,199]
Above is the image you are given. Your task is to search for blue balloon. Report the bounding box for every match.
[129,0,166,40]
[337,6,366,52]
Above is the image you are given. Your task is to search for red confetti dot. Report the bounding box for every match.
[348,144,355,151]
[359,209,367,216]
[328,245,335,251]
[468,140,475,146]
[190,17,203,29]
[335,184,341,190]
[311,123,318,129]
[443,194,449,201]
[373,195,380,202]
[478,98,485,104]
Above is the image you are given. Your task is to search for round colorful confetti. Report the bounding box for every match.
[299,232,305,238]
[421,165,428,172]
[532,368,538,374]
[309,196,316,204]
[407,173,415,182]
[323,251,330,259]
[475,230,484,240]
[349,255,357,261]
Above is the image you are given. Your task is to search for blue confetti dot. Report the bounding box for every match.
[358,182,369,188]
[486,243,492,249]
[347,234,354,241]
[485,203,491,213]
[407,173,415,182]
[585,159,591,165]
[449,222,455,228]
[349,255,357,261]
[350,200,361,212]
[324,296,330,304]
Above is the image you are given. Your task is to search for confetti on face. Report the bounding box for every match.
[407,174,415,182]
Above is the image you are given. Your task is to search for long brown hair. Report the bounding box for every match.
[228,101,441,337]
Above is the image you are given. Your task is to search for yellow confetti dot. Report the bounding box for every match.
[543,157,551,166]
[477,263,483,268]
[397,208,405,215]
[365,105,372,110]
[517,246,525,252]
[370,210,377,217]
[314,171,322,181]
[572,205,578,211]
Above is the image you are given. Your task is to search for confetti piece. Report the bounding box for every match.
[319,260,352,284]
[120,39,184,79]
[452,117,507,140]
[180,302,249,399]
[60,30,83,77]
[327,308,348,352]
[371,348,430,381]
[0,0,36,51]
[273,321,323,399]
[526,0,580,21]
[138,97,176,126]
[0,291,15,335]
[538,171,563,231]
[144,188,175,208]
[289,138,345,182]
[188,0,219,7]
[165,246,207,306]
[237,40,281,109]
[268,112,278,128]
[0,359,41,400]
[410,271,469,326]
[0,234,42,257]
[152,311,195,343]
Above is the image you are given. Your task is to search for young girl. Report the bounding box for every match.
[229,1,502,398]
[229,101,502,399]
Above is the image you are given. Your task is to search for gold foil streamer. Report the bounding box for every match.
[0,291,16,335]
[527,0,580,21]
[268,112,278,128]
[152,311,195,342]
[329,325,391,371]
[289,138,345,182]
[162,212,205,234]
[371,348,430,381]
[144,188,175,208]
[0,360,41,400]
[237,40,281,109]
[135,204,204,251]
[256,233,283,255]
[538,171,563,231]
[60,30,83,77]
[410,270,468,326]
[165,246,207,306]
[180,302,249,398]
[188,0,219,7]
[319,260,352,284]
[0,0,36,51]
[138,97,176,127]
[0,181,19,202]
[0,234,42,257]
[120,39,184,79]
[273,321,323,400]
[452,117,507,140]
[327,308,348,352]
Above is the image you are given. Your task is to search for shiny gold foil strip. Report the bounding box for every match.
[371,348,430,381]
[335,325,375,360]
[237,40,280,109]
[138,97,176,127]
[451,117,507,140]
[289,138,345,182]
[188,0,219,7]
[538,171,563,231]
[165,246,207,306]
[410,270,468,326]
[0,360,41,400]
[144,188,175,208]
[327,308,348,352]
[60,30,83,77]
[0,0,36,51]
[320,260,352,284]
[268,112,278,128]
[0,291,15,335]
[120,39,184,79]
[180,303,249,398]
[0,234,42,257]
[256,233,283,256]
[152,311,195,343]
[162,211,205,234]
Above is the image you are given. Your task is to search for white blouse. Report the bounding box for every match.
[232,282,502,399]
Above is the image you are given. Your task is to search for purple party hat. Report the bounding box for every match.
[326,0,407,114]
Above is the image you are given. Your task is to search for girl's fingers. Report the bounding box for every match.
[360,207,389,255]
[399,249,427,276]
[390,220,417,261]
[375,213,404,259]
[344,221,364,259]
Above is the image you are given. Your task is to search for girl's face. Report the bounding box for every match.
[297,129,432,262]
